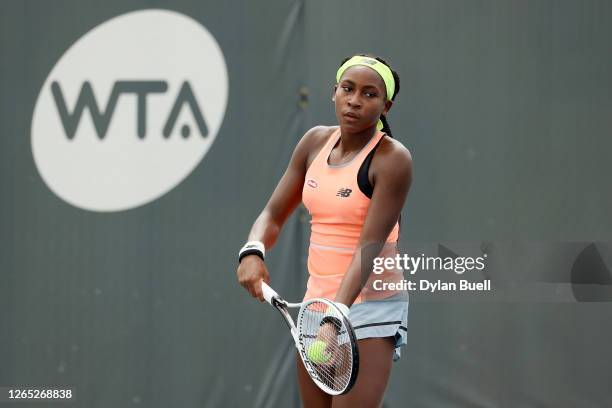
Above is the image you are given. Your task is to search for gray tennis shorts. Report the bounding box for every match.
[348,293,409,361]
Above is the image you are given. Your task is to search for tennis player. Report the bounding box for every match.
[237,54,412,407]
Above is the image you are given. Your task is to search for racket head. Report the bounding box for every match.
[295,298,359,395]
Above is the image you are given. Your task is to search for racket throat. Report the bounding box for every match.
[275,304,297,333]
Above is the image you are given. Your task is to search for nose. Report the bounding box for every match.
[347,93,361,108]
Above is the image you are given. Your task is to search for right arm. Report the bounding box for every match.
[236,126,327,301]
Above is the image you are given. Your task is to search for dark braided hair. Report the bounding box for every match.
[339,54,401,137]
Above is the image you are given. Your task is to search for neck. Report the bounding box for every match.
[337,124,378,152]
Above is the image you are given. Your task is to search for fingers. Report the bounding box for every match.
[241,279,261,300]
[257,267,270,301]
[245,282,257,299]
[242,281,263,302]
[236,258,268,302]
[254,280,265,302]
[238,275,255,298]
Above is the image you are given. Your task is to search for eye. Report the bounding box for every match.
[365,92,377,98]
[342,86,352,92]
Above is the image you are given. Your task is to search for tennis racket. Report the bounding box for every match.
[261,281,359,395]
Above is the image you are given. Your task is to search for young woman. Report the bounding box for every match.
[237,54,413,407]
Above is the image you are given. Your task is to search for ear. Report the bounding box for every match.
[383,99,393,115]
[332,85,337,102]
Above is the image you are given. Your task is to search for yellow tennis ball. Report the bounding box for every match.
[307,340,331,364]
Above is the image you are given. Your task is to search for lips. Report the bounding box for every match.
[343,111,360,119]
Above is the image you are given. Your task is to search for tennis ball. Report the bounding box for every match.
[307,340,331,364]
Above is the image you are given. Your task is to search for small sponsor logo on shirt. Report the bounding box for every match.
[306,179,318,188]
[336,188,352,198]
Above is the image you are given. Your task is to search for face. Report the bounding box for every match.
[333,65,392,132]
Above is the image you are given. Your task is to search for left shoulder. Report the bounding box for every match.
[374,135,413,177]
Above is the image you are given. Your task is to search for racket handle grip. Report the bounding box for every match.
[261,281,278,304]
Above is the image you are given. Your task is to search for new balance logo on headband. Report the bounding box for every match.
[336,188,352,198]
[359,57,377,65]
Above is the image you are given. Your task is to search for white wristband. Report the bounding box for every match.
[238,241,266,263]
[334,302,350,317]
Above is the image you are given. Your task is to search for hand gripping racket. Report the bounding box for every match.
[261,281,359,395]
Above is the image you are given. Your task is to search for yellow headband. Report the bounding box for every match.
[336,56,395,101]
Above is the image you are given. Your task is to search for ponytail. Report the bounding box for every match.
[380,114,393,138]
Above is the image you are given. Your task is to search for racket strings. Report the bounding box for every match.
[298,301,354,393]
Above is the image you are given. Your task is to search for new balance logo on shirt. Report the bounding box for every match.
[336,188,352,198]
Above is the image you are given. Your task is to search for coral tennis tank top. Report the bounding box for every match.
[302,128,400,303]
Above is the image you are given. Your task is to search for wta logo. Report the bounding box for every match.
[31,9,228,212]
